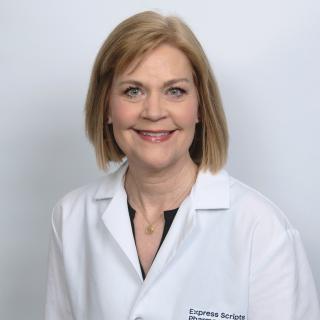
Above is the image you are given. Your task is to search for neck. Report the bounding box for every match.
[124,157,198,217]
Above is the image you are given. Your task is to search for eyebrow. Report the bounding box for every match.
[117,78,191,87]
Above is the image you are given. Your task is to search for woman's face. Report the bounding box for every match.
[108,44,199,171]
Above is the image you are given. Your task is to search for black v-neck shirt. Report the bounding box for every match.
[127,201,179,280]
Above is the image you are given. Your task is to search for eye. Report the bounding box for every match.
[167,87,187,98]
[123,86,143,99]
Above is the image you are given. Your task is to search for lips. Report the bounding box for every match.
[133,129,176,142]
[137,130,173,136]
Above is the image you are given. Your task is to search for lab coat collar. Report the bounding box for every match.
[192,168,230,210]
[97,161,143,280]
[94,160,230,211]
[94,160,128,200]
[94,160,230,287]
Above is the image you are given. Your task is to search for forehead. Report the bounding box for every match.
[115,44,194,82]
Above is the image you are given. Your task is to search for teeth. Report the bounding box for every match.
[140,131,170,137]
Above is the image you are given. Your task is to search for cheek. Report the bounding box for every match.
[175,100,199,127]
[109,98,138,128]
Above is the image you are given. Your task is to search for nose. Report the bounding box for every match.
[141,92,167,121]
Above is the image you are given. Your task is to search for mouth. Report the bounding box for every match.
[133,129,177,142]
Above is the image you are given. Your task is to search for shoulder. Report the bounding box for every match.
[226,174,304,273]
[194,168,295,233]
[228,174,295,233]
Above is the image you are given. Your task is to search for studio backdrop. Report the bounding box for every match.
[1,1,319,319]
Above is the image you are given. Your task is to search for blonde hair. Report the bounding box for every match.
[85,11,228,173]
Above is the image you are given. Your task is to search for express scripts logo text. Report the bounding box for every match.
[189,308,246,320]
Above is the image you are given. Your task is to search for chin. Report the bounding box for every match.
[130,153,182,172]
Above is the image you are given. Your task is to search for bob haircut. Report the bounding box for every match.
[85,11,228,173]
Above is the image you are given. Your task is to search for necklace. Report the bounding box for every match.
[140,211,163,235]
[125,165,199,235]
[128,199,166,235]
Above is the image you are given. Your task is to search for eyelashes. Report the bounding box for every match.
[123,86,143,98]
[167,87,187,97]
[123,86,187,99]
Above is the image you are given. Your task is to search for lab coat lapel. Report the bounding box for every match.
[98,162,143,280]
[137,168,230,297]
[138,193,197,296]
[96,163,230,293]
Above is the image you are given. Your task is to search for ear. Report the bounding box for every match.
[106,109,112,124]
[196,107,200,123]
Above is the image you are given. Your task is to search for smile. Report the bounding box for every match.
[133,129,176,142]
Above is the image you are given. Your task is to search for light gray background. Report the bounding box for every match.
[1,0,319,319]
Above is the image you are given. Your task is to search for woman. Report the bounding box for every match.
[45,11,320,320]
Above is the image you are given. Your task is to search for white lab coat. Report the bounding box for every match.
[45,160,320,320]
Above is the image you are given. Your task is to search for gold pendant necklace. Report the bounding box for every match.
[145,224,155,235]
[141,213,162,235]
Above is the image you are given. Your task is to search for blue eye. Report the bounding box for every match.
[167,87,186,97]
[124,87,142,98]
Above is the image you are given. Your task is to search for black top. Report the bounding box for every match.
[127,200,179,280]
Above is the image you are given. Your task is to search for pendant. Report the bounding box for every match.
[145,224,155,235]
